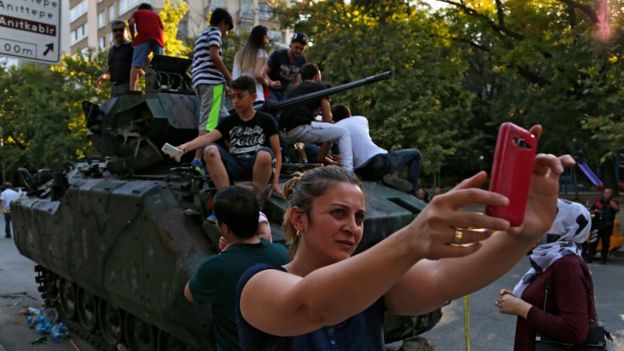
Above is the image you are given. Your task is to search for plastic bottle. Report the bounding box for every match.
[35,315,51,334]
[34,308,58,334]
[50,323,69,341]
[26,307,41,328]
[43,308,59,324]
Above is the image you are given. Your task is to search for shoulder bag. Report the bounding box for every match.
[534,269,612,351]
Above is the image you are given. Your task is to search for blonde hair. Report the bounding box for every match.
[235,25,268,72]
[282,166,362,258]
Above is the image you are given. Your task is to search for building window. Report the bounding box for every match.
[240,0,254,20]
[177,20,188,38]
[98,12,105,28]
[109,5,116,21]
[71,24,88,45]
[70,0,88,22]
[119,0,129,14]
[99,37,106,50]
[209,0,225,11]
[268,31,281,43]
[258,3,272,20]
[108,32,113,43]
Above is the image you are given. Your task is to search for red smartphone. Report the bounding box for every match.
[485,122,537,226]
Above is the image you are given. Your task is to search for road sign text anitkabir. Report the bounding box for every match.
[0,0,60,62]
[0,15,56,35]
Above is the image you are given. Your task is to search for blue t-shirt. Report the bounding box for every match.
[236,264,386,351]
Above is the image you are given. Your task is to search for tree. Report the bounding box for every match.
[160,0,192,58]
[436,0,624,185]
[0,50,107,180]
[272,0,475,176]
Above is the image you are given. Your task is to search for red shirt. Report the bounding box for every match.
[514,255,595,351]
[131,9,164,47]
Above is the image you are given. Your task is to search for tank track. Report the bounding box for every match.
[36,265,115,351]
[35,265,195,351]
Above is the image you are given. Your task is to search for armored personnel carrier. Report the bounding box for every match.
[11,56,440,350]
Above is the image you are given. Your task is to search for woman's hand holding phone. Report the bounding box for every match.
[488,124,575,240]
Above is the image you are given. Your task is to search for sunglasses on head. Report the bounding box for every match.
[112,28,124,33]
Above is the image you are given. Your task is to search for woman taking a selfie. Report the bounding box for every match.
[236,126,574,350]
[496,199,597,351]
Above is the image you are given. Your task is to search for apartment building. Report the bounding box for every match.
[67,0,290,54]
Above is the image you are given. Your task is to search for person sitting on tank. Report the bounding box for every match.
[330,104,422,194]
[172,75,283,198]
[219,182,272,252]
[278,63,353,171]
[236,139,575,350]
[184,184,289,351]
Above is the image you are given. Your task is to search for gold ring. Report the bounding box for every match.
[453,228,463,244]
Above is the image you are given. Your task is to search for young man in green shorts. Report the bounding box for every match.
[191,8,234,172]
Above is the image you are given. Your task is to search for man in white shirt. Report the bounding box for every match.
[0,183,21,238]
[332,105,421,194]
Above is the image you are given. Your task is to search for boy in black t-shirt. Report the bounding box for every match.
[174,76,283,197]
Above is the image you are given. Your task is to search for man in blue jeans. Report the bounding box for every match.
[332,105,421,193]
[0,183,20,238]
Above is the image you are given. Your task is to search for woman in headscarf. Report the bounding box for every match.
[496,199,595,351]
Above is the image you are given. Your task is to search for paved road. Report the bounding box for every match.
[0,216,95,351]
[1,214,622,351]
[421,251,624,350]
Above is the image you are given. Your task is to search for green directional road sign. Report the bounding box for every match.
[0,0,61,63]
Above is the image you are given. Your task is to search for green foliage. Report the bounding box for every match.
[269,0,624,185]
[272,0,474,174]
[160,0,192,58]
[441,0,624,165]
[0,50,107,180]
[221,32,247,71]
[4,0,624,188]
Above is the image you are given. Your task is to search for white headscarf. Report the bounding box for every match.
[512,199,591,297]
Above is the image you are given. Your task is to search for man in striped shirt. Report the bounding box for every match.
[191,8,234,168]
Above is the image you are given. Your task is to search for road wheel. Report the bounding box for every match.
[57,278,76,321]
[76,288,98,332]
[125,313,156,351]
[98,299,125,347]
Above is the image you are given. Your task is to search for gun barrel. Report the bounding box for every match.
[269,71,392,111]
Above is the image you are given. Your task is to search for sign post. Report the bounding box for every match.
[0,0,61,63]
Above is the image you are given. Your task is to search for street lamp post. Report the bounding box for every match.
[0,127,4,184]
